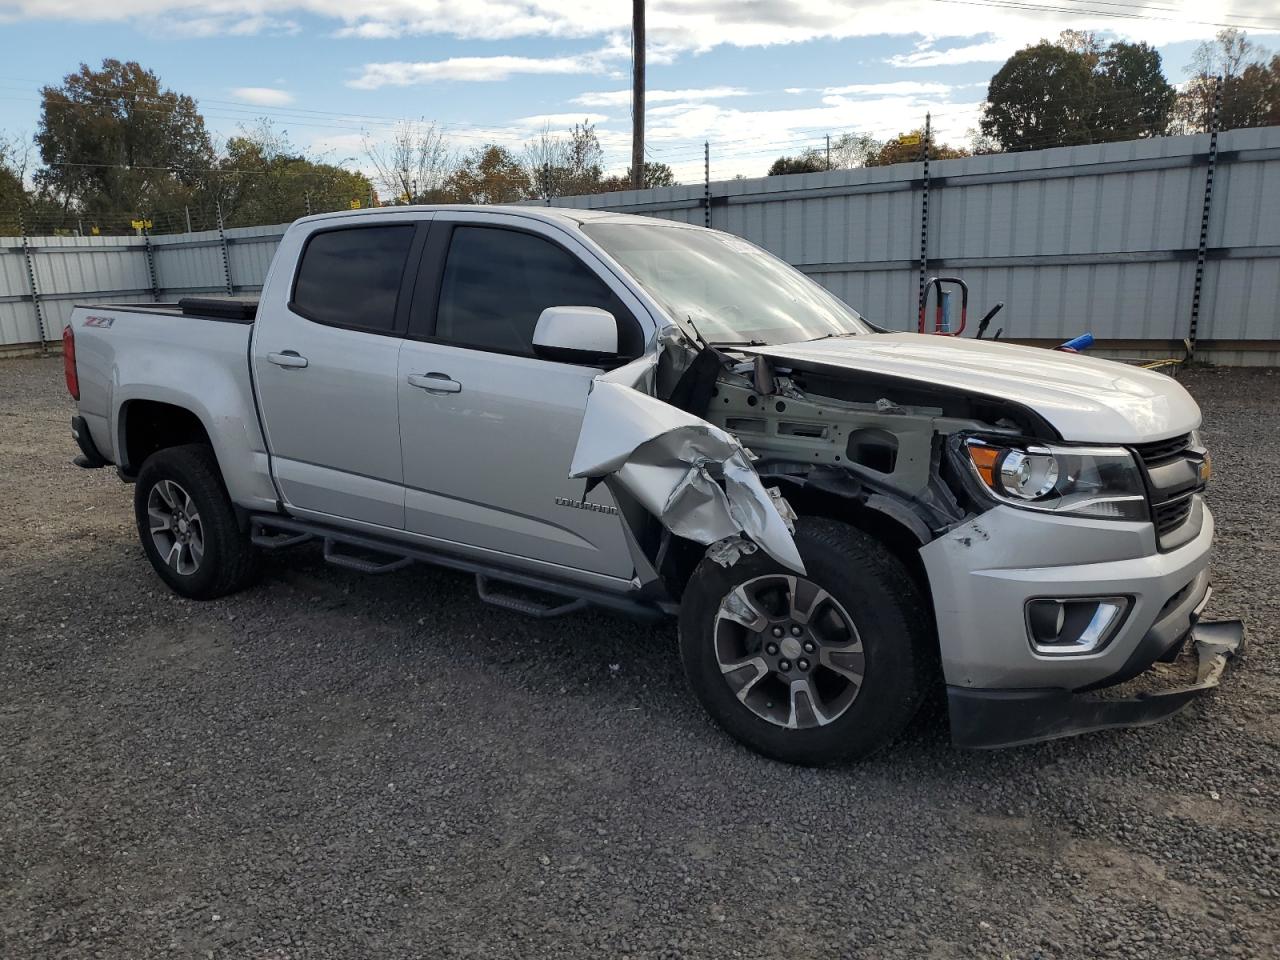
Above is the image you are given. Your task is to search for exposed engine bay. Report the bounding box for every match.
[569,327,1055,590]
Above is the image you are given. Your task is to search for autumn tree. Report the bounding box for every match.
[867,130,968,166]
[445,144,531,203]
[1174,30,1280,133]
[35,59,215,217]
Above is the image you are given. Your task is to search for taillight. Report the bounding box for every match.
[63,325,79,400]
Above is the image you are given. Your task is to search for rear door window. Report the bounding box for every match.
[292,225,415,333]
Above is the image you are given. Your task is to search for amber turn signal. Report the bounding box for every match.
[966,443,1001,487]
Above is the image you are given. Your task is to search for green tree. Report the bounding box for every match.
[600,161,678,190]
[34,59,215,218]
[0,133,31,228]
[213,122,374,227]
[1095,42,1176,140]
[767,150,827,175]
[981,42,1097,151]
[445,144,532,203]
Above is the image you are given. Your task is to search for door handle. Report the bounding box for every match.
[267,351,309,369]
[407,372,462,394]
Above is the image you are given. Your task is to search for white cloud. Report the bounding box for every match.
[887,37,1026,68]
[349,54,603,89]
[573,86,751,107]
[789,81,954,96]
[167,14,300,38]
[8,1,1270,53]
[231,86,296,106]
[513,112,610,127]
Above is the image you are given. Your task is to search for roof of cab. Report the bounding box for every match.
[293,204,695,230]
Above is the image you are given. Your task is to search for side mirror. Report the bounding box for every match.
[532,306,619,365]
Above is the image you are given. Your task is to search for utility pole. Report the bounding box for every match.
[631,0,645,190]
[826,134,831,170]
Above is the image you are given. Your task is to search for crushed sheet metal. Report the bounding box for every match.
[569,379,806,574]
[705,536,759,568]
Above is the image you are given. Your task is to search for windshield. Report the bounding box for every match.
[582,221,871,345]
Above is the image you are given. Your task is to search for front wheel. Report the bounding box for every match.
[678,518,936,765]
[133,444,259,600]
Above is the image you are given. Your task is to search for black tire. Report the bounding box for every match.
[133,443,259,600]
[678,517,935,765]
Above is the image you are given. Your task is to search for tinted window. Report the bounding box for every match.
[434,226,637,356]
[293,225,415,333]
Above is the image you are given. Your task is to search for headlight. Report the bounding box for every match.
[963,438,1148,521]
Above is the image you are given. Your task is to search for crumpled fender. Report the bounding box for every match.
[568,354,805,574]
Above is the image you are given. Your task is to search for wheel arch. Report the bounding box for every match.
[117,398,216,479]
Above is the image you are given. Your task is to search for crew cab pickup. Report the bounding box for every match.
[65,206,1243,764]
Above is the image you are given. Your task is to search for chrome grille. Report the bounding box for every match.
[1133,433,1192,467]
[1132,433,1203,549]
[1153,492,1195,537]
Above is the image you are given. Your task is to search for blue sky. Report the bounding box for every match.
[0,1,1276,185]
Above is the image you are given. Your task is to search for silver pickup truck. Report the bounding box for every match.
[64,205,1242,764]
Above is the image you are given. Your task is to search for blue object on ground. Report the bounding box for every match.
[1060,333,1095,351]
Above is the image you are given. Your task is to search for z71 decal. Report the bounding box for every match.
[83,315,114,328]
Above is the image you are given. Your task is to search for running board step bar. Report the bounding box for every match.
[476,575,589,619]
[246,513,671,621]
[250,520,313,550]
[323,538,413,575]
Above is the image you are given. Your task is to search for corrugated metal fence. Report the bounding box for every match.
[0,224,284,349]
[3,127,1278,360]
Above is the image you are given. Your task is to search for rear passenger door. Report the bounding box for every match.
[396,214,649,581]
[253,219,426,529]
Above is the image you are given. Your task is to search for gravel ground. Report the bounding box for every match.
[1,357,1277,960]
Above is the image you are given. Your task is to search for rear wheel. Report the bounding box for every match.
[133,444,259,599]
[678,518,935,765]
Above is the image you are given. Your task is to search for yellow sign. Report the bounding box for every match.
[131,218,153,230]
[349,199,362,209]
[898,134,921,146]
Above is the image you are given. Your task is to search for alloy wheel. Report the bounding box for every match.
[146,479,205,575]
[713,573,865,729]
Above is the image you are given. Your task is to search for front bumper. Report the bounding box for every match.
[947,614,1244,749]
[920,499,1244,748]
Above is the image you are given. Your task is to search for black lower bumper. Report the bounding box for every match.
[948,619,1245,749]
[71,415,109,468]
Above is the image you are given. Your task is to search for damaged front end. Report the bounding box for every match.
[568,327,1242,750]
